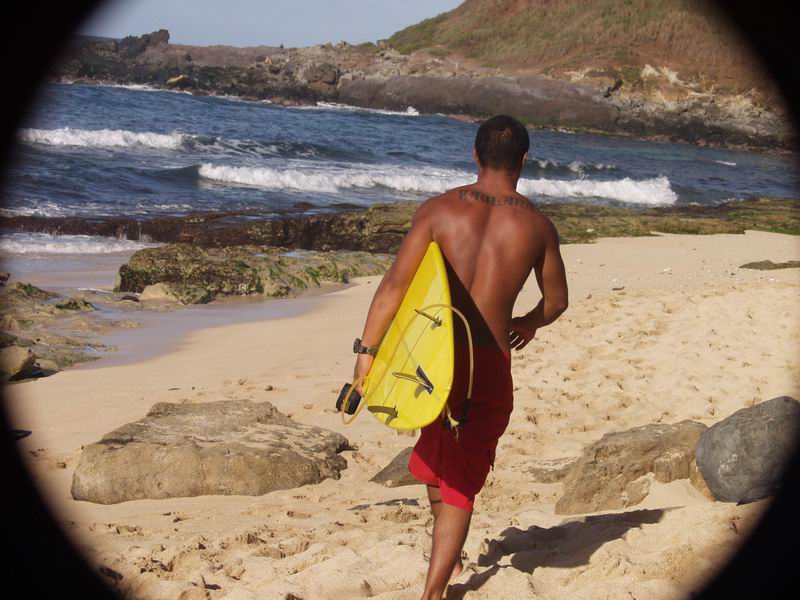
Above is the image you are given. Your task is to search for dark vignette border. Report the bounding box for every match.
[1,1,797,598]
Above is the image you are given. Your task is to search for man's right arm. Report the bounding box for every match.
[509,218,569,350]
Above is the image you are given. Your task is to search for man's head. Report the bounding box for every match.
[474,115,529,173]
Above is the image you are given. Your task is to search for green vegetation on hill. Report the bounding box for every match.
[389,0,766,94]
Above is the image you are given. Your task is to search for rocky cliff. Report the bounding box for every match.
[52,13,792,151]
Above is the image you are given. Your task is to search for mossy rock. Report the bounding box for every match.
[116,245,393,304]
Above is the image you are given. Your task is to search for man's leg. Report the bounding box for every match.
[420,500,472,600]
[426,484,443,519]
[425,485,464,576]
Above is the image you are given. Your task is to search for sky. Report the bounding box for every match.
[80,0,464,47]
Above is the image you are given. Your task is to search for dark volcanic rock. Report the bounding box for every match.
[339,75,620,131]
[71,400,350,504]
[0,202,418,252]
[696,396,800,503]
[3,198,796,251]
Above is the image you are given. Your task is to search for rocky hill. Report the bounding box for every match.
[50,1,793,151]
[390,0,771,96]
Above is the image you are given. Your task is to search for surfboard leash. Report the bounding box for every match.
[339,375,369,425]
[417,303,474,436]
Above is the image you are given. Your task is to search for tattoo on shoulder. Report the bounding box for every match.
[458,189,535,212]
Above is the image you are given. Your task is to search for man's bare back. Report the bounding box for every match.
[421,183,563,352]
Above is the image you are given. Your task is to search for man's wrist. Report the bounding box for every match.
[353,337,379,356]
[523,311,541,329]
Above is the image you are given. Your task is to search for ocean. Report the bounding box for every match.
[1,82,799,258]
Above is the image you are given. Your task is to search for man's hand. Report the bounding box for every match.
[509,315,537,351]
[353,353,374,393]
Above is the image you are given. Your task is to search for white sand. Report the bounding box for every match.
[5,230,799,599]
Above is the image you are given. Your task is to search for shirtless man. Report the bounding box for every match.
[352,115,569,600]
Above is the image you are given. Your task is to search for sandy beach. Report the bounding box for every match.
[5,229,799,600]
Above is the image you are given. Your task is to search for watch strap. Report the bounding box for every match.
[353,338,378,356]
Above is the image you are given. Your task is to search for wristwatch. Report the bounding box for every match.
[353,338,379,356]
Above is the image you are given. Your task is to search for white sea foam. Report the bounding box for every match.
[198,163,466,194]
[519,175,676,205]
[0,232,160,255]
[567,160,615,173]
[103,82,194,96]
[532,157,615,173]
[199,162,677,205]
[18,127,187,150]
[135,202,194,212]
[714,160,737,166]
[535,158,559,169]
[0,202,70,218]
[300,102,420,117]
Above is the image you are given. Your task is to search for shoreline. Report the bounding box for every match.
[1,247,364,376]
[52,78,797,156]
[2,198,798,253]
[75,281,349,371]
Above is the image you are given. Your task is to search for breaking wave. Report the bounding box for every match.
[198,163,462,194]
[0,232,160,254]
[519,175,677,205]
[18,127,187,150]
[297,102,420,117]
[17,127,350,160]
[198,163,677,205]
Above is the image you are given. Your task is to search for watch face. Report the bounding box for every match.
[353,338,361,353]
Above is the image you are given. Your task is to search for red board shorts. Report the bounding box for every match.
[408,344,514,512]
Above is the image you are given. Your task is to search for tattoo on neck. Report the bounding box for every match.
[458,189,534,212]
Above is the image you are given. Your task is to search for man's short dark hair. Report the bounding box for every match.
[474,115,530,171]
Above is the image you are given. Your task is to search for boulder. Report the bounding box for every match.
[5,281,56,300]
[71,400,350,504]
[118,29,170,59]
[0,331,16,348]
[555,420,707,514]
[689,457,716,500]
[527,457,579,483]
[739,260,800,270]
[35,358,60,374]
[116,244,392,303]
[369,447,418,488]
[140,282,205,305]
[55,298,95,311]
[0,346,36,380]
[304,62,339,86]
[695,396,800,503]
[165,74,193,89]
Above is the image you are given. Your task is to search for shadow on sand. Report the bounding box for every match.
[446,508,673,599]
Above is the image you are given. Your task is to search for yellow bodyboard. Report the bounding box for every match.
[362,242,454,430]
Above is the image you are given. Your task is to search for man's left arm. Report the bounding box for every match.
[352,201,435,386]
